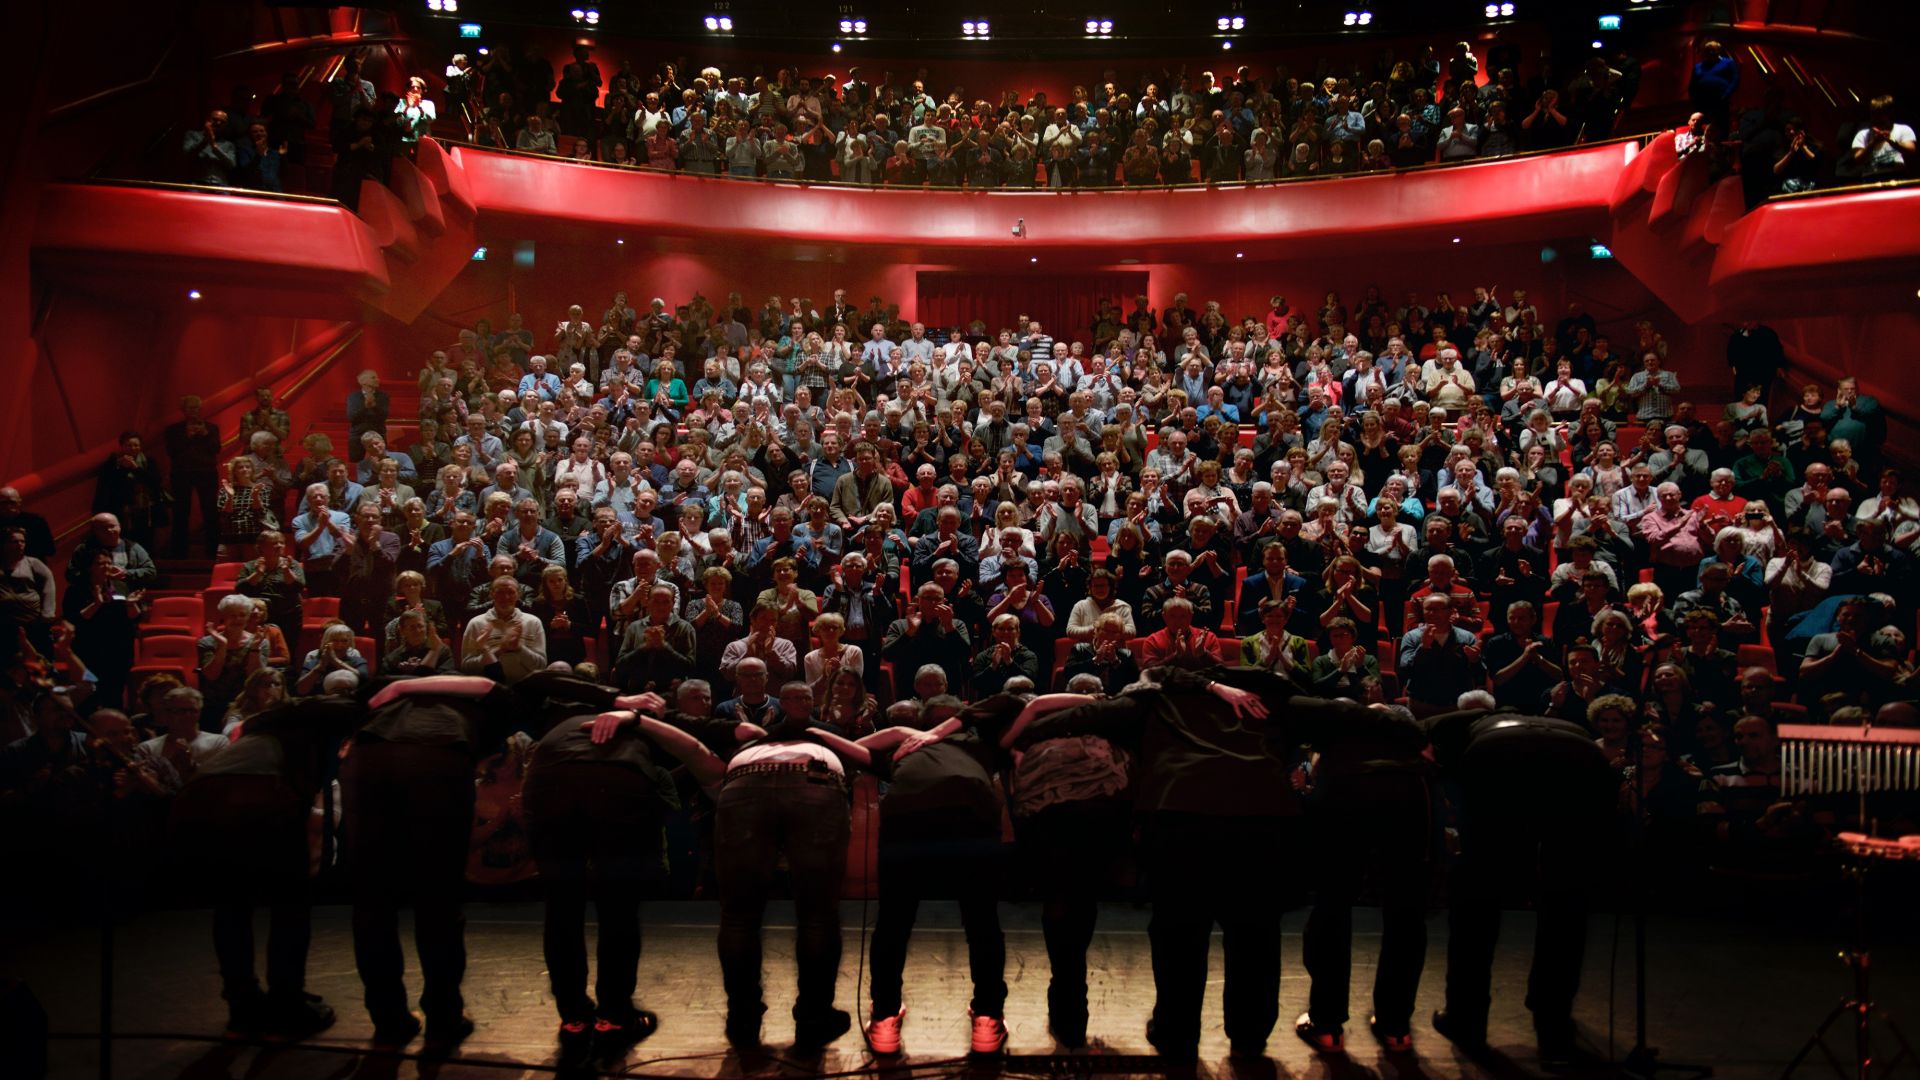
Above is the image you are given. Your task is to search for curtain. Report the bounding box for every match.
[916,271,1148,342]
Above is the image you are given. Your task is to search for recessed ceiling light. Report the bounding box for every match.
[187,289,202,300]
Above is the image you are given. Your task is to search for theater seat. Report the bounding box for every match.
[1737,643,1778,677]
[144,596,203,632]
[137,634,199,666]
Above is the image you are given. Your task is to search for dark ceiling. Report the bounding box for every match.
[399,0,1697,58]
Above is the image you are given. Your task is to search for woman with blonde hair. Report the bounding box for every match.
[982,501,1036,559]
[221,666,289,737]
[803,612,866,700]
[217,456,276,559]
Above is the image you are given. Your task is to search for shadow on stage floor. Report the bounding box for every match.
[9,901,1919,1079]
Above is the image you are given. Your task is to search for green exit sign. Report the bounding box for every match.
[459,22,482,37]
[1597,14,1621,29]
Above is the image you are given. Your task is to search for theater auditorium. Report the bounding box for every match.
[3,0,1919,1077]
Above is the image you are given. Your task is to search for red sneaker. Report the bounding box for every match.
[864,1008,905,1055]
[1294,1012,1345,1054]
[969,1010,1008,1054]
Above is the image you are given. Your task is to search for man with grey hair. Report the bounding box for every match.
[138,685,228,788]
[355,432,418,485]
[1647,424,1710,500]
[64,512,158,591]
[1139,549,1213,635]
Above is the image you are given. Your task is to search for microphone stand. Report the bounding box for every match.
[1621,729,1713,1080]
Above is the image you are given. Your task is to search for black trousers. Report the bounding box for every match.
[523,761,666,1025]
[714,770,849,1029]
[1016,797,1133,1022]
[1301,771,1433,1033]
[341,741,476,1026]
[170,471,219,558]
[1444,771,1613,1030]
[1141,812,1296,1055]
[866,813,1006,1019]
[170,775,313,1005]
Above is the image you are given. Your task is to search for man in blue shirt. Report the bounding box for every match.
[859,322,896,369]
[354,433,418,484]
[518,355,563,403]
[291,483,355,594]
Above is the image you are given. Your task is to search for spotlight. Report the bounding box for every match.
[427,0,442,9]
[1100,19,1112,32]
[962,19,975,32]
[839,19,852,32]
[1484,3,1498,16]
[1358,11,1372,24]
[1235,252,1244,259]
[1591,38,1604,48]
[444,0,456,11]
[1030,256,1038,263]
[583,7,598,23]
[704,15,718,28]
[572,8,585,18]
[477,45,489,54]
[1500,2,1514,13]
[853,18,866,32]
[718,16,732,30]
[1222,39,1232,49]
[1218,16,1229,29]
[615,238,625,245]
[187,289,202,300]
[831,41,843,51]
[1085,19,1098,32]
[1343,11,1357,25]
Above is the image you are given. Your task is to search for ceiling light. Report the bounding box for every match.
[1343,11,1358,25]
[1591,38,1604,48]
[1484,3,1498,16]
[718,16,732,30]
[839,19,853,32]
[583,7,598,23]
[1235,252,1244,259]
[188,289,202,300]
[442,0,456,10]
[572,8,585,18]
[1085,19,1099,32]
[1222,39,1232,49]
[1030,257,1038,263]
[962,20,975,32]
[703,15,718,29]
[1357,11,1372,25]
[427,0,442,9]
[1218,16,1229,29]
[831,41,843,51]
[615,238,624,245]
[1500,2,1515,13]
[853,18,866,32]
